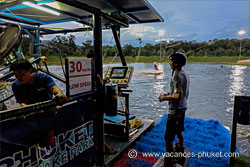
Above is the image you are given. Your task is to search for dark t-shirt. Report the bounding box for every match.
[12,73,56,104]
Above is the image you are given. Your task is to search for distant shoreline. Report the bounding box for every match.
[45,56,250,65]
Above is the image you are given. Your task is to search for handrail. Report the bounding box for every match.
[0,91,95,121]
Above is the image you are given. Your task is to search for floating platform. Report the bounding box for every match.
[141,71,163,75]
[134,69,163,76]
[113,114,233,167]
[104,118,155,166]
[237,59,250,64]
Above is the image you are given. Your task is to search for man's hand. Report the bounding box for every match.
[162,92,170,96]
[158,94,165,102]
[159,92,180,102]
[103,77,110,84]
[53,92,67,105]
[158,92,170,102]
[50,86,67,105]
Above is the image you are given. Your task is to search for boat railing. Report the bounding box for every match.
[0,91,95,122]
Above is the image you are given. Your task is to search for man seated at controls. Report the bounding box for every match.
[10,59,67,107]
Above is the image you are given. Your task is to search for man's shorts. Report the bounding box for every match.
[165,110,186,141]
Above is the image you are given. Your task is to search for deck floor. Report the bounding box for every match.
[104,118,155,166]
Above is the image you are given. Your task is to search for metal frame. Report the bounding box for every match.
[229,95,250,167]
[0,1,164,165]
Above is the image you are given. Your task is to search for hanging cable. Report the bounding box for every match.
[103,37,114,58]
[109,52,118,64]
[185,40,219,55]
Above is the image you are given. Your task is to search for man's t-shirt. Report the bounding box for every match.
[169,70,190,114]
[12,73,56,104]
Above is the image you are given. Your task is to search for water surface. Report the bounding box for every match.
[51,63,250,156]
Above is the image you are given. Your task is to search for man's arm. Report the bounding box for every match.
[158,92,180,102]
[49,85,67,105]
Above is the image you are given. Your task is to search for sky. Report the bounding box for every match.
[42,0,250,46]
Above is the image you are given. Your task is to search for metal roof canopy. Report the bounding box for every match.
[0,0,164,30]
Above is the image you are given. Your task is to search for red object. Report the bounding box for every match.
[113,148,158,167]
[38,129,55,147]
[48,130,55,146]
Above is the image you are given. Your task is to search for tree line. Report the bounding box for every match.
[21,34,250,58]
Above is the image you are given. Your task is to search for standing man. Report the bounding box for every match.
[10,59,67,107]
[158,52,190,166]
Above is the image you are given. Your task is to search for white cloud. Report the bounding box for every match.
[158,29,165,37]
[175,34,183,37]
[127,25,156,37]
[155,38,174,42]
[36,0,250,45]
[135,33,144,37]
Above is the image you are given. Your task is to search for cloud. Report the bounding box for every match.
[42,0,249,45]
[123,25,156,37]
[155,38,174,42]
[148,0,249,42]
[115,24,163,45]
[158,29,165,37]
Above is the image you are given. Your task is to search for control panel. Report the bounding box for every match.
[104,66,134,88]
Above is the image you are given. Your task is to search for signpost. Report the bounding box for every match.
[65,58,92,96]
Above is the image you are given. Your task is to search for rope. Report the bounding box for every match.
[6,8,22,23]
[41,27,84,30]
[97,74,103,85]
[109,52,118,64]
[0,81,7,90]
[5,13,58,18]
[185,40,219,55]
[87,16,93,31]
[103,37,114,58]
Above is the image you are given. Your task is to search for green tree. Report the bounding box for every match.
[81,40,93,56]
[20,35,31,56]
[44,35,78,57]
[123,44,134,57]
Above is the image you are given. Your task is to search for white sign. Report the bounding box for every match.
[67,58,92,96]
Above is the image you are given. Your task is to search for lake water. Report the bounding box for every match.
[51,63,250,156]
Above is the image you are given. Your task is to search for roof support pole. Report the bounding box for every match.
[229,96,239,167]
[111,26,127,66]
[35,28,41,58]
[93,11,104,166]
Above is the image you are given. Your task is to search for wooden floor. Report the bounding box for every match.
[104,118,155,166]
